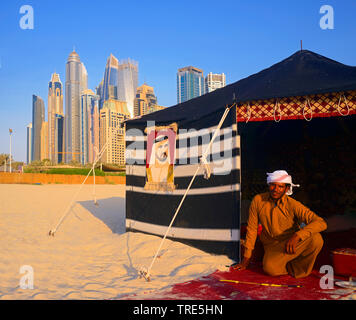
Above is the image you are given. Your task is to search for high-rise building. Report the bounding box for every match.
[81,63,88,92]
[100,99,129,165]
[134,84,166,116]
[177,66,205,104]
[117,58,138,118]
[26,123,32,164]
[205,72,226,93]
[48,73,63,163]
[88,100,99,164]
[102,54,119,103]
[54,114,64,164]
[80,89,100,165]
[96,79,104,109]
[41,121,49,160]
[134,83,157,117]
[32,95,45,161]
[65,50,88,163]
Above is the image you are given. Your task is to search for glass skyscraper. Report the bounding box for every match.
[26,123,32,164]
[80,89,99,165]
[177,66,205,104]
[32,95,45,161]
[65,50,88,163]
[117,58,138,118]
[54,114,64,164]
[102,54,119,105]
[48,73,63,163]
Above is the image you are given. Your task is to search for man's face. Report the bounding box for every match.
[268,182,289,200]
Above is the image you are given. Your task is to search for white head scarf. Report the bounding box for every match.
[266,170,300,196]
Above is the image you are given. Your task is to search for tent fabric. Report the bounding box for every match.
[125,106,241,259]
[127,50,356,127]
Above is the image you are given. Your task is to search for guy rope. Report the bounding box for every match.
[140,103,236,281]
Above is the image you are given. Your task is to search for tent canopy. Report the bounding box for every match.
[127,50,356,127]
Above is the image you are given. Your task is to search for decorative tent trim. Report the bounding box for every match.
[236,90,356,122]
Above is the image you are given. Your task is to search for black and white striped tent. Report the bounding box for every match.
[125,96,241,260]
[125,50,356,261]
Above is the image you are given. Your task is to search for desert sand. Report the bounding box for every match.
[0,184,232,300]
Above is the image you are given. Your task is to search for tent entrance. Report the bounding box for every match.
[238,115,356,223]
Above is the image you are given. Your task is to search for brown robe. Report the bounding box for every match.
[244,192,327,278]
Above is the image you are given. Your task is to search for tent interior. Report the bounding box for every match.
[238,115,356,223]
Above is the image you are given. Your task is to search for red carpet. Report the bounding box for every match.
[132,228,356,300]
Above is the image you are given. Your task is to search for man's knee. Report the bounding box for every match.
[263,259,287,276]
[311,233,324,251]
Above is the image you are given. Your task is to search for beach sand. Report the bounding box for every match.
[0,184,232,300]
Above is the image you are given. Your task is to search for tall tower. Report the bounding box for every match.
[41,121,49,160]
[26,123,32,164]
[32,95,45,161]
[100,100,129,165]
[117,58,138,118]
[102,54,119,104]
[65,50,88,163]
[177,66,205,104]
[134,83,158,117]
[48,73,63,163]
[54,114,64,164]
[205,72,226,93]
[80,89,99,165]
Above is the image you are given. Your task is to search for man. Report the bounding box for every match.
[234,170,327,278]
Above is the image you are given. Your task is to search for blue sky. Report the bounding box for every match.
[0,0,355,162]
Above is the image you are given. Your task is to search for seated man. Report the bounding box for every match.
[234,170,327,278]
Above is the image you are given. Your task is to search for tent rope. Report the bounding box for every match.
[273,99,282,122]
[141,103,235,281]
[48,127,119,236]
[337,94,350,116]
[303,98,313,121]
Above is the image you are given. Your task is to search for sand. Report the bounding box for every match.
[0,184,232,300]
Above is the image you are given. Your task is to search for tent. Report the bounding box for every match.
[125,50,356,261]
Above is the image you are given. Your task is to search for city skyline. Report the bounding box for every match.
[26,50,163,166]
[1,0,355,162]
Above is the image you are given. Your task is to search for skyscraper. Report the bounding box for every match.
[54,114,64,164]
[96,79,104,109]
[134,84,166,116]
[41,121,49,160]
[80,89,99,165]
[48,73,63,163]
[26,123,32,164]
[117,58,138,118]
[88,100,99,164]
[65,50,88,163]
[32,95,45,161]
[100,99,129,165]
[205,72,226,93]
[102,54,119,104]
[177,66,205,104]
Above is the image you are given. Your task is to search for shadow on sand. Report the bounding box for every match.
[78,197,126,234]
[78,197,141,282]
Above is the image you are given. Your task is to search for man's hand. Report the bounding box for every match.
[285,233,301,254]
[232,257,251,271]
